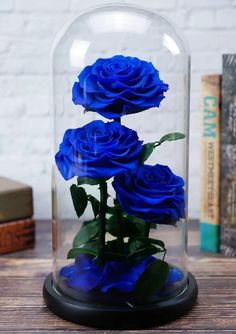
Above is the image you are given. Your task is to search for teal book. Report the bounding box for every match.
[200,75,221,252]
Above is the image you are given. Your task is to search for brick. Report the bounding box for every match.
[18,117,51,137]
[15,0,69,12]
[219,32,236,51]
[0,98,25,118]
[159,9,189,29]
[188,9,216,29]
[0,133,50,156]
[26,14,72,39]
[190,93,201,115]
[8,40,49,57]
[0,76,49,96]
[191,52,222,72]
[32,189,50,219]
[0,55,24,74]
[0,158,46,178]
[188,175,200,218]
[216,8,236,28]
[180,0,231,8]
[186,30,220,52]
[0,115,50,137]
[24,95,49,117]
[0,40,10,54]
[70,0,125,12]
[123,0,177,10]
[191,73,202,91]
[0,14,26,35]
[0,0,14,12]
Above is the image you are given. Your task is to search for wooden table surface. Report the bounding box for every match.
[0,220,236,334]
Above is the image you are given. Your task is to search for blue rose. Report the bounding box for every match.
[100,256,154,293]
[60,255,154,293]
[55,120,143,180]
[72,55,169,119]
[112,164,185,224]
[60,254,154,293]
[60,254,183,293]
[60,254,104,292]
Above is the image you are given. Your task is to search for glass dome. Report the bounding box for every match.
[43,4,198,329]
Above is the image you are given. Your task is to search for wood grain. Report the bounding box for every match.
[0,218,35,254]
[0,220,236,333]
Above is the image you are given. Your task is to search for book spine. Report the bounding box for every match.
[200,74,221,252]
[0,218,35,255]
[221,54,236,256]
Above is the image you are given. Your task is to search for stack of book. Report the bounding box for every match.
[200,54,236,256]
[0,177,34,254]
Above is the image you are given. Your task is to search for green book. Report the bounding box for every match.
[200,75,221,252]
[0,177,33,223]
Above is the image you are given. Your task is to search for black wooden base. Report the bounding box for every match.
[43,272,198,329]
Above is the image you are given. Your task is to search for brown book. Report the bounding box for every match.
[200,74,221,252]
[0,218,35,254]
[0,177,33,223]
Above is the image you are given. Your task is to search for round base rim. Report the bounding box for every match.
[43,272,198,329]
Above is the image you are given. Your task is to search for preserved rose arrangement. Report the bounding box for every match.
[55,55,186,303]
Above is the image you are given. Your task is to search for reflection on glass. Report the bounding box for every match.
[163,33,180,56]
[87,11,151,34]
[70,40,91,67]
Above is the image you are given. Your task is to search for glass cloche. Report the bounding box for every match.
[43,3,198,329]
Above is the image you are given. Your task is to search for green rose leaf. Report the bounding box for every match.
[128,245,161,261]
[103,251,127,261]
[139,142,156,164]
[103,240,127,260]
[129,237,147,253]
[148,238,166,250]
[128,237,165,262]
[77,177,105,186]
[150,223,157,230]
[124,215,146,236]
[134,260,170,300]
[107,207,147,236]
[158,132,185,145]
[67,243,98,259]
[106,215,138,237]
[139,132,185,164]
[70,185,88,218]
[106,216,118,237]
[88,195,100,218]
[107,204,121,215]
[124,214,145,225]
[73,219,99,247]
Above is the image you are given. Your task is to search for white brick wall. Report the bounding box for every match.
[1,0,236,219]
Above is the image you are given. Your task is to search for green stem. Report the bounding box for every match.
[98,180,107,260]
[144,222,151,238]
[114,116,124,252]
[154,141,161,147]
[116,204,124,251]
[115,117,121,124]
[163,249,167,261]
